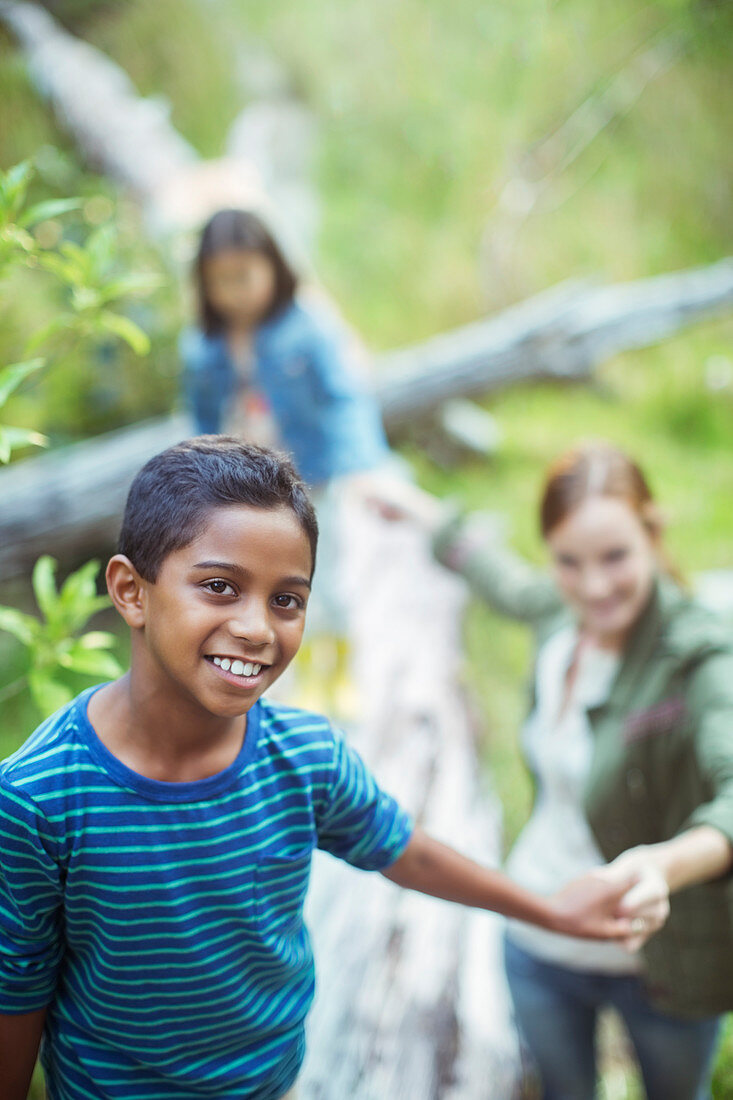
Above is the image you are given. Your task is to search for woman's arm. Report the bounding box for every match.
[635,825,732,893]
[601,826,732,950]
[0,1007,46,1100]
[364,479,562,624]
[382,826,637,940]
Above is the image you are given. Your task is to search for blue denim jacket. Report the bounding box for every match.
[180,299,388,486]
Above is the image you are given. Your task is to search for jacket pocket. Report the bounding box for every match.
[623,695,688,744]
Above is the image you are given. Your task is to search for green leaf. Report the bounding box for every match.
[58,558,100,607]
[0,605,40,645]
[99,272,163,304]
[0,359,45,408]
[71,286,102,313]
[55,240,89,286]
[32,556,60,622]
[75,631,118,650]
[28,671,73,717]
[0,161,32,222]
[84,223,115,272]
[57,560,110,633]
[59,646,123,679]
[0,223,36,261]
[0,424,49,463]
[97,311,150,355]
[36,251,76,281]
[24,316,75,354]
[19,197,82,228]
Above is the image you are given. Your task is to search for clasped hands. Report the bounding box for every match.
[553,846,670,951]
[603,846,671,951]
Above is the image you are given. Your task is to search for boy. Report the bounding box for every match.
[0,437,637,1100]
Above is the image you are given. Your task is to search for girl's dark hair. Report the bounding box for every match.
[195,209,298,335]
[118,436,318,582]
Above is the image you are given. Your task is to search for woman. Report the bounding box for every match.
[386,442,733,1100]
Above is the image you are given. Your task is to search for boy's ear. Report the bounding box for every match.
[106,555,148,628]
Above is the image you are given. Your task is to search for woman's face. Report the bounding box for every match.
[203,248,276,328]
[546,495,659,648]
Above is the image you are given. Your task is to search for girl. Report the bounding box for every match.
[181,208,389,490]
[180,209,393,699]
[382,442,733,1100]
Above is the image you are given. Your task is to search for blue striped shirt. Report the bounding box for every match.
[0,686,412,1099]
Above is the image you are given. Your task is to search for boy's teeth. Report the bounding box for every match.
[211,657,262,677]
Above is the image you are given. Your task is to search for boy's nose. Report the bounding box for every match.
[228,603,275,645]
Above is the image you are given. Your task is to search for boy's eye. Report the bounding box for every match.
[604,547,628,564]
[204,579,236,596]
[273,593,304,610]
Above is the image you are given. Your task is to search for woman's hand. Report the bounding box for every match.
[600,847,671,951]
[548,867,639,940]
[598,827,733,952]
[348,472,445,528]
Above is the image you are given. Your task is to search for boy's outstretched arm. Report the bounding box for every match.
[382,826,640,940]
[0,1007,46,1100]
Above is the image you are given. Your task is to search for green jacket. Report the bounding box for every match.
[434,513,733,1017]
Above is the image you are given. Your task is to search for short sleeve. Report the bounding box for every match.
[0,779,65,1013]
[316,729,413,870]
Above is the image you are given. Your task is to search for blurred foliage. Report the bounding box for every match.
[0,358,47,462]
[0,153,164,729]
[0,556,122,716]
[0,157,172,451]
[0,153,179,443]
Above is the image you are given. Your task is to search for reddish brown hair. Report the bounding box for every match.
[539,442,683,583]
[540,443,654,537]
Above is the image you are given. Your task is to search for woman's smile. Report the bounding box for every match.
[548,495,658,649]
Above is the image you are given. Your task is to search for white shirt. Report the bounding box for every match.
[505,627,639,973]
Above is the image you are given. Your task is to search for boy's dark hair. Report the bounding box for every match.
[118,436,318,582]
[195,208,298,335]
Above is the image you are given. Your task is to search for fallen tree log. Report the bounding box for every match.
[1,256,732,577]
[377,258,733,422]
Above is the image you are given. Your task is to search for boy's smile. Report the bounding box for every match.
[132,503,312,727]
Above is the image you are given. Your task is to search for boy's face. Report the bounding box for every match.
[134,504,312,720]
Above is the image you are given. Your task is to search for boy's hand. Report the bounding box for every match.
[384,827,638,937]
[548,868,642,940]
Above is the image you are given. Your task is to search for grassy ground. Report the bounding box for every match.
[2,0,733,1095]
